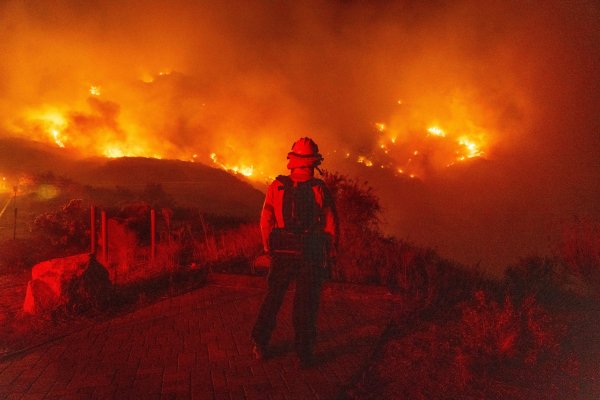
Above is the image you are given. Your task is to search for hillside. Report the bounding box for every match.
[0,137,264,220]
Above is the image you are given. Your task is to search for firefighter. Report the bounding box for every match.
[251,137,338,367]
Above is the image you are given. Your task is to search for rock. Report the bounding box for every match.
[23,253,111,315]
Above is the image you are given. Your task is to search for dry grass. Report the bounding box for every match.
[193,223,262,270]
[345,248,600,400]
[347,288,592,399]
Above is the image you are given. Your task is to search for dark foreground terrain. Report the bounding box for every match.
[0,273,397,399]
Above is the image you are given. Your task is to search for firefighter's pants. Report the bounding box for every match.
[251,253,322,356]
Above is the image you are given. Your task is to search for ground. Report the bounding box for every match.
[0,273,397,399]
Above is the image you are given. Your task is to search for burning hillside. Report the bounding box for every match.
[6,78,491,180]
[0,0,529,180]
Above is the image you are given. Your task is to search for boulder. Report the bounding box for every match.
[23,253,111,315]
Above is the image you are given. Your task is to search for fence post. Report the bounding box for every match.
[90,205,96,254]
[101,210,108,264]
[12,186,17,240]
[151,208,156,263]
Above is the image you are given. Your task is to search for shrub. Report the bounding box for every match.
[456,290,571,392]
[505,256,570,304]
[559,221,600,297]
[31,199,89,255]
[321,171,479,302]
[322,171,385,283]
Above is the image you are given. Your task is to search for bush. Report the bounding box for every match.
[32,199,89,255]
[348,288,577,400]
[453,290,577,397]
[459,291,562,366]
[505,256,570,304]
[559,221,600,297]
[322,171,386,283]
[321,171,479,305]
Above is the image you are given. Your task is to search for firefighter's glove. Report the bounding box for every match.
[253,254,272,275]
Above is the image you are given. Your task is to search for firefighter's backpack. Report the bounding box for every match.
[269,175,325,256]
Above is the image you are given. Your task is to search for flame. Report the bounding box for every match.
[89,85,101,96]
[458,136,484,158]
[24,109,69,148]
[104,147,125,158]
[357,155,374,167]
[209,152,254,177]
[427,126,446,137]
[8,74,491,184]
[50,128,65,148]
[349,97,491,179]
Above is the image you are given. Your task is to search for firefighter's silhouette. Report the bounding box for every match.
[251,137,338,367]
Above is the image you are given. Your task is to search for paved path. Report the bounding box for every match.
[0,273,397,400]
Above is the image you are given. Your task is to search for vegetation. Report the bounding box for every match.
[1,171,599,398]
[559,221,600,298]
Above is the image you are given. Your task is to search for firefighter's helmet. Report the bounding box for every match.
[287,137,324,169]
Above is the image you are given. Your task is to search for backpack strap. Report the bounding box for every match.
[276,176,323,191]
[276,175,293,190]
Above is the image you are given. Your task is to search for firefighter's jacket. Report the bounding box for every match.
[260,176,337,255]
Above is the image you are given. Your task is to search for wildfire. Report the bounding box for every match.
[427,126,446,137]
[9,75,491,184]
[458,136,484,159]
[104,147,125,158]
[209,153,254,177]
[89,85,101,96]
[350,101,490,179]
[357,155,374,167]
[24,109,69,148]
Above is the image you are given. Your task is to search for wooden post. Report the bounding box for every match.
[12,186,17,240]
[90,205,96,254]
[101,210,108,264]
[151,208,156,263]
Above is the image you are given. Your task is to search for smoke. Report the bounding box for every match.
[1,0,599,273]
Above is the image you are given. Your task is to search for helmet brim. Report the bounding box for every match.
[286,153,323,169]
[287,151,323,160]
